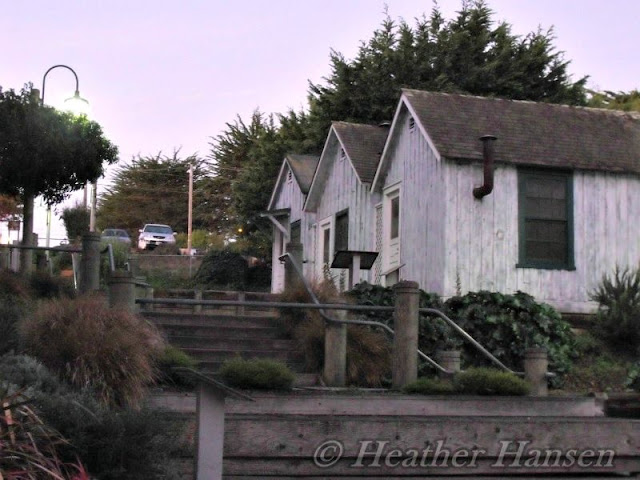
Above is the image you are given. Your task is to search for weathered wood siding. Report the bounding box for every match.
[312,139,380,285]
[270,165,316,291]
[443,164,640,313]
[381,111,447,292]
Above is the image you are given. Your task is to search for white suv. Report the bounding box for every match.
[138,224,176,250]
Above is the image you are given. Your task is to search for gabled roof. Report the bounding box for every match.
[286,154,319,193]
[332,122,389,183]
[267,154,319,211]
[305,122,389,211]
[402,89,640,173]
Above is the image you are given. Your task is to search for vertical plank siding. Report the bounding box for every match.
[312,142,381,285]
[443,165,640,313]
[382,112,446,292]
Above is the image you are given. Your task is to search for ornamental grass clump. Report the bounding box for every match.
[590,266,640,354]
[278,279,391,387]
[219,358,295,390]
[19,295,165,407]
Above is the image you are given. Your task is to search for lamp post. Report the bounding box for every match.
[40,65,91,250]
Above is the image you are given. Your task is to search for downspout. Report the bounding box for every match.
[473,135,498,199]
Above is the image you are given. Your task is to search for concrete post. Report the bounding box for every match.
[392,281,420,389]
[525,347,548,397]
[107,271,137,313]
[10,241,20,272]
[437,350,461,376]
[80,232,101,294]
[196,384,226,480]
[284,242,303,291]
[323,310,347,387]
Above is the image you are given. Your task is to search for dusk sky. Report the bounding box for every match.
[2,0,639,244]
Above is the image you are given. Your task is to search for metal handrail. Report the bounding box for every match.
[277,252,447,373]
[278,252,529,377]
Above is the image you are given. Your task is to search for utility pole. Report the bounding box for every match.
[187,163,193,255]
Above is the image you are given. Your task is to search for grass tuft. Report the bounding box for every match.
[453,368,530,396]
[219,357,295,390]
[403,377,455,394]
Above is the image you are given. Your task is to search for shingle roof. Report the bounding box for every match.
[333,122,389,183]
[286,154,319,193]
[403,89,640,174]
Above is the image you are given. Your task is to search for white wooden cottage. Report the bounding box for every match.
[267,89,640,314]
[303,121,389,289]
[265,154,319,292]
[372,89,640,313]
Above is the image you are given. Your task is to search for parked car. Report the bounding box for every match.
[137,224,176,250]
[101,228,132,245]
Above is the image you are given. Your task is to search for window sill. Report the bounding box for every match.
[516,262,576,271]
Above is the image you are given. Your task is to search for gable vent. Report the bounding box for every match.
[408,116,416,132]
[339,148,347,162]
[287,169,293,183]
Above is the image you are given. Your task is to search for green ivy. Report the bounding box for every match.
[347,284,575,386]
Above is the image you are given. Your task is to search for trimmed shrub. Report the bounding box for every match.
[19,296,165,407]
[453,368,530,396]
[219,358,295,390]
[626,362,640,392]
[247,263,272,290]
[61,204,89,243]
[403,377,455,394]
[156,345,199,389]
[591,266,640,354]
[193,249,248,289]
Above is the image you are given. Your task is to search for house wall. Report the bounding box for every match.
[380,111,447,292]
[442,163,640,313]
[312,141,380,286]
[270,165,315,292]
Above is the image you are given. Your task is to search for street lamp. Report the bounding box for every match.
[40,65,92,250]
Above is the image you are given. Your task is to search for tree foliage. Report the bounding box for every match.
[61,204,89,243]
[0,85,118,205]
[588,89,640,112]
[209,1,588,256]
[0,84,117,270]
[97,152,205,235]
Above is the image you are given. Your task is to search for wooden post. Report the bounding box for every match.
[348,253,361,290]
[392,281,420,389]
[525,347,548,396]
[237,291,246,316]
[323,310,347,387]
[80,232,101,294]
[196,383,226,480]
[194,289,203,314]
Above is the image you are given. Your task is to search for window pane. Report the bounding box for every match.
[520,170,571,267]
[323,228,331,264]
[390,196,399,239]
[335,211,349,251]
[290,221,301,244]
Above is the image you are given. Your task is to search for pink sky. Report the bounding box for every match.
[2,0,639,244]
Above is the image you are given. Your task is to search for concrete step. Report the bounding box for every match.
[160,325,286,340]
[183,347,304,364]
[168,335,297,351]
[145,311,283,329]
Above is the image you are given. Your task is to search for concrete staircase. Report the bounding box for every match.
[142,309,305,375]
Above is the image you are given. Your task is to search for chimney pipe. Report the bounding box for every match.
[473,135,498,199]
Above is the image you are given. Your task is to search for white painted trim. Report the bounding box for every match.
[265,214,290,240]
[332,127,367,184]
[267,159,289,210]
[304,129,337,212]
